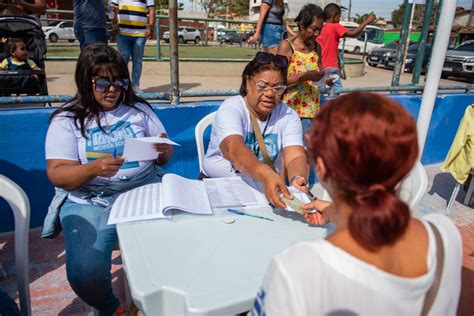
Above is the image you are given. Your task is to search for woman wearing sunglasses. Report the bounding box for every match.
[277,4,328,133]
[43,44,173,314]
[203,52,310,208]
[252,93,461,315]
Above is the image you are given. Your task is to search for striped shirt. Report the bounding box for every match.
[111,0,154,37]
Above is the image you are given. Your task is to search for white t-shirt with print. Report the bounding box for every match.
[251,214,462,316]
[203,95,303,178]
[45,102,166,204]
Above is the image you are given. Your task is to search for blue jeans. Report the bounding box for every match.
[60,199,119,315]
[117,35,146,88]
[261,23,284,49]
[320,68,343,94]
[74,27,107,49]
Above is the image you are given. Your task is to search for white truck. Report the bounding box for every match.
[338,21,384,54]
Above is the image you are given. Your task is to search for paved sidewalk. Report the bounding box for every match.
[45,61,464,98]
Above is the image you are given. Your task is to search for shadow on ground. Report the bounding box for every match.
[428,172,466,203]
[144,83,201,93]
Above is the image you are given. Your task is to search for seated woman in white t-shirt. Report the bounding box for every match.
[203,52,310,208]
[44,44,173,314]
[252,92,462,315]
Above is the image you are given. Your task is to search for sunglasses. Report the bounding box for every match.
[92,78,129,93]
[255,51,288,69]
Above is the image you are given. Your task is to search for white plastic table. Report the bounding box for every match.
[116,184,331,315]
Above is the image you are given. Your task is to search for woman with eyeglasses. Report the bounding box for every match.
[277,4,328,133]
[43,44,173,314]
[202,52,310,208]
[252,92,462,315]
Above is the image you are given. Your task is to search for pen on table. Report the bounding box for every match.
[227,208,274,222]
[112,148,117,159]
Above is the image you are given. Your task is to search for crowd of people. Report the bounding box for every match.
[0,2,463,316]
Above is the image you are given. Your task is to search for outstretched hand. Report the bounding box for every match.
[262,171,292,209]
[301,199,333,225]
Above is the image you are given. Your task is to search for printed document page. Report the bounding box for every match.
[108,183,167,224]
[203,177,264,209]
[160,174,213,215]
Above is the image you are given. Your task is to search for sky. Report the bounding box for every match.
[340,0,472,20]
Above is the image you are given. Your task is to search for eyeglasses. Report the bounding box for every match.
[251,78,287,96]
[255,51,289,69]
[92,78,129,93]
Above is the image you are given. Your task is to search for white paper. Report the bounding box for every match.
[108,174,213,225]
[203,177,262,209]
[122,137,180,162]
[108,183,168,224]
[283,187,312,213]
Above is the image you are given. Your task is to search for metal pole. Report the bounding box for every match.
[417,0,457,156]
[348,0,352,21]
[391,0,413,87]
[169,0,180,105]
[431,0,443,49]
[400,3,416,76]
[412,0,435,84]
[362,32,368,73]
[156,17,162,61]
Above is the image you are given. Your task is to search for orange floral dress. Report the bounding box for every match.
[282,40,320,118]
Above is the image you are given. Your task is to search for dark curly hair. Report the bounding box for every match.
[294,4,325,31]
[50,44,151,138]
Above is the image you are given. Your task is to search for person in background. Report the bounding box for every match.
[43,44,173,314]
[316,3,375,91]
[277,4,328,134]
[0,38,41,70]
[252,92,462,315]
[203,52,310,208]
[111,0,155,94]
[73,0,108,49]
[249,0,295,54]
[0,0,46,17]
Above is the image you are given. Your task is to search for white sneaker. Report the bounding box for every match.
[132,86,143,94]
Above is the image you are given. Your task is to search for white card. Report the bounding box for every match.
[122,137,180,162]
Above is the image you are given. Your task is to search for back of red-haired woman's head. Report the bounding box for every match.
[307,92,419,251]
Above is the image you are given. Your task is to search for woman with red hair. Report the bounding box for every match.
[252,92,462,315]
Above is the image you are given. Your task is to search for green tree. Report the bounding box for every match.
[391,2,438,29]
[228,0,249,17]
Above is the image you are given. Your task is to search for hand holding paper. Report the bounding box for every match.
[122,136,180,162]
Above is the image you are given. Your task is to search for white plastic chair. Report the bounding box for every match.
[318,161,428,210]
[195,112,216,174]
[0,175,31,316]
[398,161,429,210]
[446,168,474,213]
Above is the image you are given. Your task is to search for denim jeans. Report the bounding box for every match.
[60,199,120,315]
[319,68,342,94]
[74,27,107,49]
[117,35,146,88]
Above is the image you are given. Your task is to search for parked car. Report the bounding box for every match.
[367,41,399,67]
[442,40,474,82]
[42,20,75,43]
[384,44,432,73]
[218,30,243,45]
[162,27,201,44]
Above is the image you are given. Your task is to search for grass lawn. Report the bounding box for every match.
[46,44,258,60]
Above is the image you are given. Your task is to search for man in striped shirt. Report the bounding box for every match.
[111,0,155,93]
